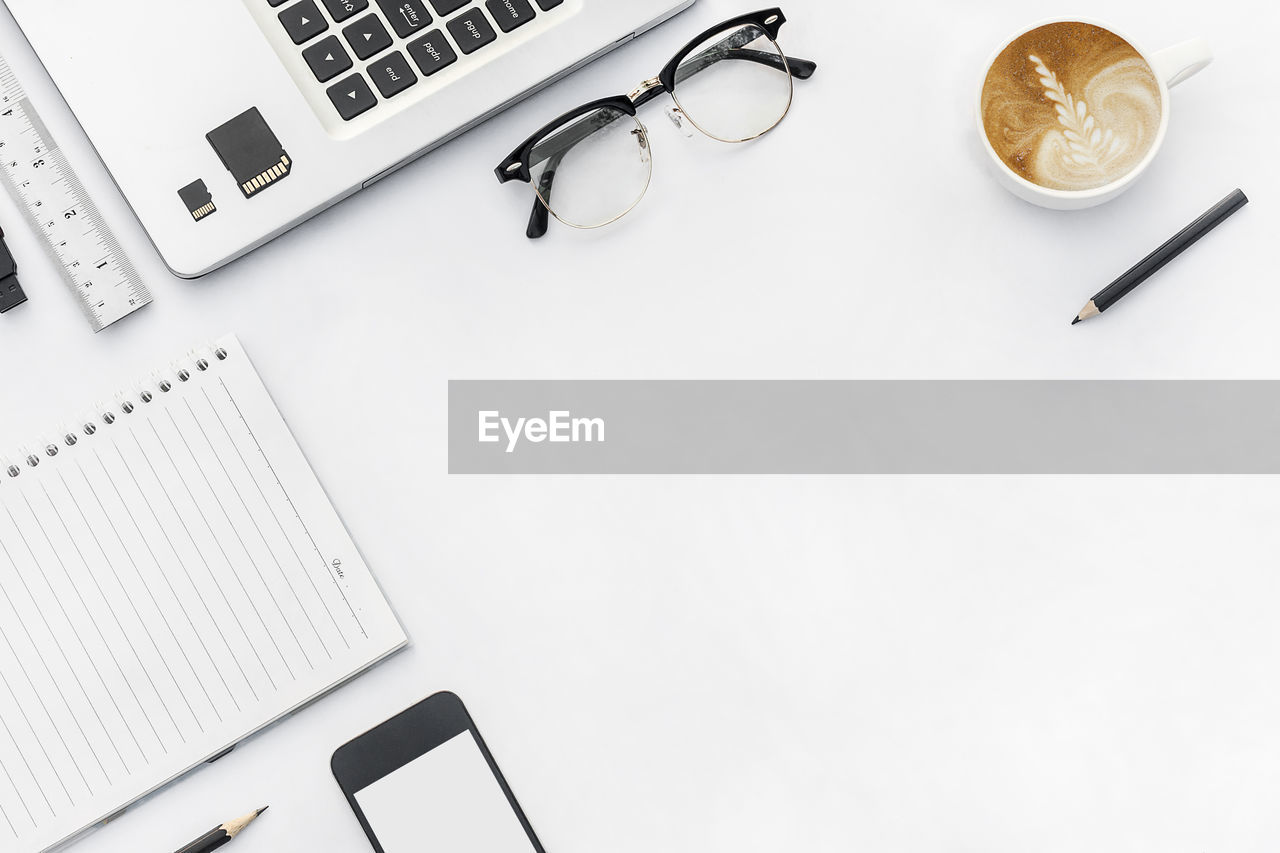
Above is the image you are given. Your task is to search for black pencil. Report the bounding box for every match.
[1072,189,1249,324]
[172,807,267,853]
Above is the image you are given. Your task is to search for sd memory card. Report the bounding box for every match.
[206,108,292,199]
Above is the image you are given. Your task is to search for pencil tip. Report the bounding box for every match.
[1071,316,1082,325]
[226,807,268,838]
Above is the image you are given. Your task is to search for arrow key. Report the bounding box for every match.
[327,73,378,121]
[279,0,329,44]
[321,0,370,22]
[304,36,354,82]
[343,14,393,60]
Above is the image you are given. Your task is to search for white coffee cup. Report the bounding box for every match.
[977,18,1212,210]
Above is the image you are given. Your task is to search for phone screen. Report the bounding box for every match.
[353,729,537,853]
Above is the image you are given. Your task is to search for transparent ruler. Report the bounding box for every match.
[0,55,150,331]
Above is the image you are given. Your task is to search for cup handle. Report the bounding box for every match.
[1151,38,1213,89]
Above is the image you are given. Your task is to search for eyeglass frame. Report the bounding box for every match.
[494,7,817,238]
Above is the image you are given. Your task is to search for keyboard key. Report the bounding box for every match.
[321,0,369,22]
[343,14,394,59]
[485,0,534,32]
[429,0,468,14]
[368,51,418,98]
[376,0,433,38]
[327,73,378,120]
[446,9,497,55]
[303,35,354,82]
[279,0,329,44]
[406,29,458,76]
[534,0,562,8]
[268,0,289,7]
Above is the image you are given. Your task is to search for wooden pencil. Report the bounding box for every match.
[1073,189,1249,324]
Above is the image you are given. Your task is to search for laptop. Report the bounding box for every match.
[2,0,696,278]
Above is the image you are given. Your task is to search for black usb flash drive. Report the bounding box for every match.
[0,226,26,313]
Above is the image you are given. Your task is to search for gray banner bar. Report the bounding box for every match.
[448,381,1280,474]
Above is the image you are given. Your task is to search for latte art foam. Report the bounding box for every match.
[982,23,1162,192]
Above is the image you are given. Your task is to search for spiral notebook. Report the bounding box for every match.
[0,335,407,853]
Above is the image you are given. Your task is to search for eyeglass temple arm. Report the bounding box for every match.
[674,47,817,85]
[526,158,560,239]
[524,49,817,238]
[525,114,600,238]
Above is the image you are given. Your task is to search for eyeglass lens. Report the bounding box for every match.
[672,23,794,143]
[529,106,653,229]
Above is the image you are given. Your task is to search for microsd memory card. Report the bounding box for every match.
[206,108,292,199]
[178,179,216,221]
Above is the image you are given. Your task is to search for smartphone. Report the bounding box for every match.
[332,692,546,853]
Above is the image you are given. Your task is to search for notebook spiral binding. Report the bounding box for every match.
[1,343,232,480]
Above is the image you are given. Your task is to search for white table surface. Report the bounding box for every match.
[2,0,1279,851]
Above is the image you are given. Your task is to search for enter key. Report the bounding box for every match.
[376,0,434,38]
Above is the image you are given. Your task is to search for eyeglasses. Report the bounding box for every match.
[494,7,816,238]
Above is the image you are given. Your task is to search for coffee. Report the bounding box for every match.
[981,22,1162,192]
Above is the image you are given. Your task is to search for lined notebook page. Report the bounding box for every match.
[0,335,406,853]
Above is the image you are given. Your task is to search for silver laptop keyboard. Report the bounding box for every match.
[267,0,564,121]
